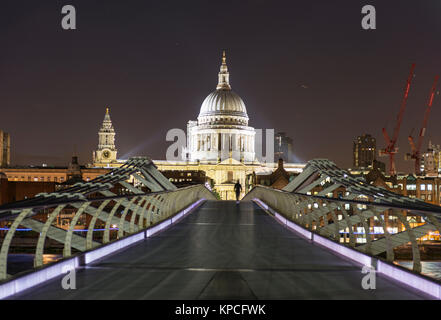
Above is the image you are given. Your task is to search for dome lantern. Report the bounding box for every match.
[217,50,231,90]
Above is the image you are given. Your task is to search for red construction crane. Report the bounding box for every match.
[379,63,416,176]
[406,75,439,175]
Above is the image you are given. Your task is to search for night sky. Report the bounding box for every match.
[1,0,440,173]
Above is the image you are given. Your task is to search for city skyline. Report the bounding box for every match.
[1,1,441,173]
[2,0,441,303]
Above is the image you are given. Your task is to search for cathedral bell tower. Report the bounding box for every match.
[93,108,118,167]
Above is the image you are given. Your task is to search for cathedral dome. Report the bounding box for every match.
[199,89,248,119]
[187,51,256,163]
[197,51,249,126]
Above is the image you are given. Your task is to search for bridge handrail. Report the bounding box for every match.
[244,185,441,275]
[0,184,206,222]
[0,184,217,281]
[245,185,441,217]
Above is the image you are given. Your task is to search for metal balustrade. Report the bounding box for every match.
[0,157,216,281]
[3,157,441,298]
[243,159,441,276]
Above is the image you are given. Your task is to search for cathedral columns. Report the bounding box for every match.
[211,133,215,151]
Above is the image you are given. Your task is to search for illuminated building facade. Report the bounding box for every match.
[353,134,376,168]
[93,108,119,168]
[161,170,213,189]
[155,52,304,199]
[0,157,109,183]
[421,141,441,176]
[186,51,256,163]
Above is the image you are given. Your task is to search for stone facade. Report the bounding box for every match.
[186,52,256,163]
[0,161,109,183]
[154,159,304,200]
[156,52,304,200]
[93,108,119,167]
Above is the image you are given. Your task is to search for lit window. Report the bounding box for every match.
[428,184,433,191]
[373,227,384,234]
[387,227,398,234]
[420,184,426,191]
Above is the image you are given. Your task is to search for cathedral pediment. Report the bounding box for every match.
[217,157,246,167]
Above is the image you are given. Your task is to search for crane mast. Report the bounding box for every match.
[407,75,439,174]
[379,63,416,176]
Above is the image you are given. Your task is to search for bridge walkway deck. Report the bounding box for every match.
[12,200,428,299]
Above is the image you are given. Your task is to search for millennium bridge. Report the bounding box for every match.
[1,157,441,299]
